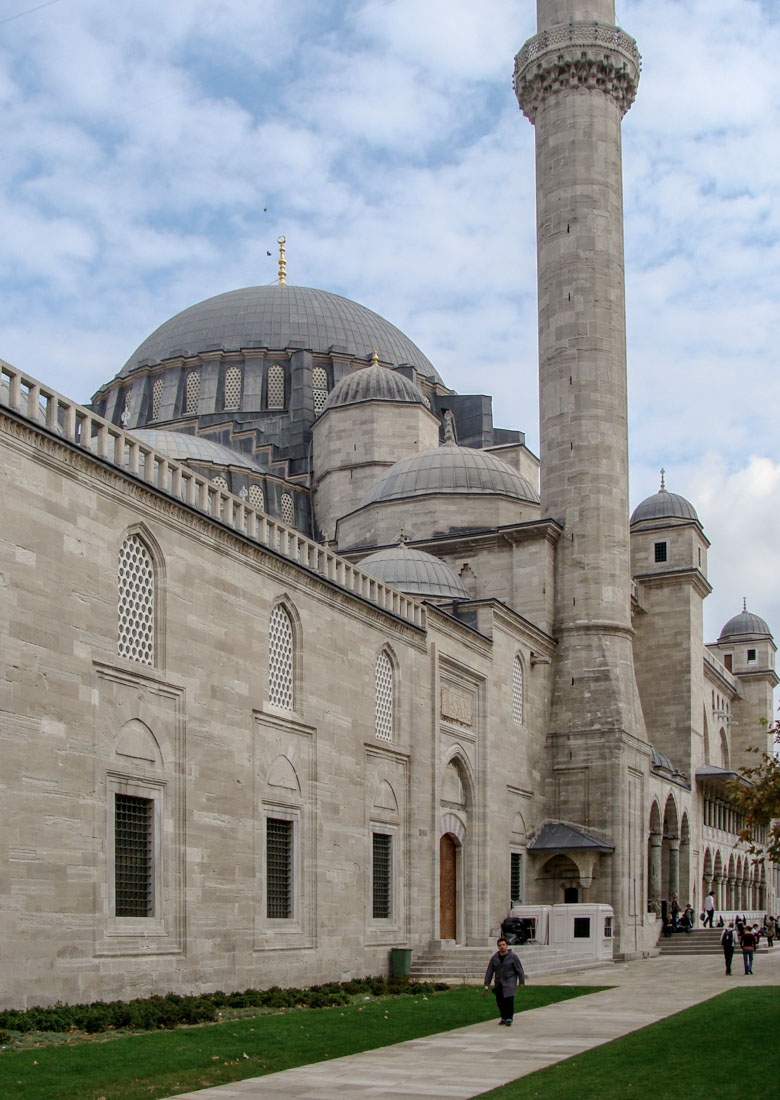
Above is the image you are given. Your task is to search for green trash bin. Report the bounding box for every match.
[390,948,412,977]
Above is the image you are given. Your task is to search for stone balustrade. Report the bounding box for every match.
[0,361,426,631]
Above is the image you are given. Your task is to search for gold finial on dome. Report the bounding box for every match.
[277,236,287,286]
[371,348,379,366]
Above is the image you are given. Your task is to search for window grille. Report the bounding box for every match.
[266,818,293,918]
[121,387,133,426]
[185,371,200,414]
[372,832,392,919]
[654,541,668,563]
[512,656,523,724]
[224,365,242,410]
[115,793,153,917]
[248,484,265,511]
[151,377,164,420]
[267,364,285,409]
[511,851,523,904]
[375,651,393,741]
[118,534,155,665]
[212,475,229,492]
[269,605,294,709]
[281,492,294,526]
[312,366,328,414]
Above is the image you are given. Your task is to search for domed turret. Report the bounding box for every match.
[718,602,773,641]
[630,471,699,525]
[358,543,470,601]
[323,362,428,411]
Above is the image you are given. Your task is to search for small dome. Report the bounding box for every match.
[630,489,699,525]
[129,429,266,471]
[363,443,539,506]
[718,605,773,641]
[115,284,442,383]
[323,364,428,412]
[359,544,470,600]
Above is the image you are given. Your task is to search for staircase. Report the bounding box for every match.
[658,928,726,956]
[410,941,611,983]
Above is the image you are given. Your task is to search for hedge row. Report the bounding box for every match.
[0,977,447,1036]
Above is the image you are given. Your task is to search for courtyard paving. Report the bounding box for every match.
[169,946,780,1099]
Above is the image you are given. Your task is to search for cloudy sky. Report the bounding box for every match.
[1,0,778,661]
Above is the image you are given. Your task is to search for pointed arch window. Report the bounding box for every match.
[151,377,164,421]
[185,371,200,414]
[375,649,394,742]
[224,365,242,410]
[281,492,295,527]
[248,484,265,512]
[312,366,328,415]
[512,655,524,725]
[117,534,156,666]
[267,364,285,409]
[269,604,295,710]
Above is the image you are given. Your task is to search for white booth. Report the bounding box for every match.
[510,903,614,962]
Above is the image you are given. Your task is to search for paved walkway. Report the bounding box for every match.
[170,947,780,1099]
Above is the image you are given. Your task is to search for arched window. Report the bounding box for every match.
[269,604,294,710]
[281,492,294,526]
[248,484,265,511]
[117,534,156,666]
[224,365,242,410]
[211,475,229,492]
[512,655,524,724]
[312,366,328,415]
[267,364,285,409]
[185,371,200,414]
[121,387,133,427]
[375,650,394,742]
[151,377,164,421]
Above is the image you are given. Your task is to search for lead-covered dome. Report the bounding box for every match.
[630,488,699,525]
[363,443,539,505]
[118,284,441,382]
[128,429,265,471]
[323,363,429,411]
[359,544,470,600]
[719,606,773,641]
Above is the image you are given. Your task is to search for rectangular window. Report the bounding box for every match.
[747,648,757,663]
[724,653,733,672]
[115,793,153,917]
[604,916,613,939]
[654,541,668,563]
[372,833,393,919]
[266,818,293,919]
[510,852,523,905]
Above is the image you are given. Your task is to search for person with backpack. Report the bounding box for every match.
[721,922,735,975]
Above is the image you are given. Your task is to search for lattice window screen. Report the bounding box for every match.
[281,492,294,526]
[269,605,294,710]
[312,366,328,414]
[121,388,133,425]
[375,650,393,741]
[267,364,285,409]
[266,818,293,918]
[512,656,523,724]
[372,832,392,919]
[224,365,242,410]
[115,793,153,917]
[248,484,265,511]
[151,377,164,420]
[118,535,155,665]
[185,371,200,414]
[212,475,229,492]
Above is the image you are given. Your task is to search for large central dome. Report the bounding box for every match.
[119,284,441,382]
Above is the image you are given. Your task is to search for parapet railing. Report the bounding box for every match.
[515,21,641,67]
[0,361,426,631]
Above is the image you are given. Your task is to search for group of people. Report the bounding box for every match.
[720,914,777,975]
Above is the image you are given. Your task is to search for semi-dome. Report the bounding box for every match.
[117,284,441,383]
[129,429,266,471]
[359,544,470,600]
[630,488,699,525]
[323,363,429,411]
[718,605,773,641]
[362,443,539,505]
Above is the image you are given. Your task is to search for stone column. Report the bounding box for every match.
[515,0,646,950]
[668,839,680,901]
[648,834,662,910]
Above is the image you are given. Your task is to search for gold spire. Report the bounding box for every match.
[277,236,287,286]
[371,348,379,366]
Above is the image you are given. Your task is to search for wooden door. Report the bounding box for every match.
[439,833,457,940]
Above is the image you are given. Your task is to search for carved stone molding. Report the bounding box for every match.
[515,23,640,122]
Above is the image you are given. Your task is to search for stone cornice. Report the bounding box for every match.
[633,567,713,600]
[515,22,640,122]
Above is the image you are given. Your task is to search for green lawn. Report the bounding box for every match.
[478,988,780,1100]
[0,985,595,1100]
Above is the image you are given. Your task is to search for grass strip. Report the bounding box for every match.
[0,985,599,1100]
[478,987,780,1100]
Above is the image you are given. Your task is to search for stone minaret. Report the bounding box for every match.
[515,1,649,950]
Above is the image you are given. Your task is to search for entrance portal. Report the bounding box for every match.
[439,833,458,939]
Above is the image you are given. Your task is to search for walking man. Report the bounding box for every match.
[741,923,757,974]
[484,937,525,1026]
[703,890,715,928]
[721,922,735,975]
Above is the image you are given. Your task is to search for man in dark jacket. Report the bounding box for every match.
[484,937,526,1026]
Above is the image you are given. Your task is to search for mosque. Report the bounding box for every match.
[0,0,777,1008]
